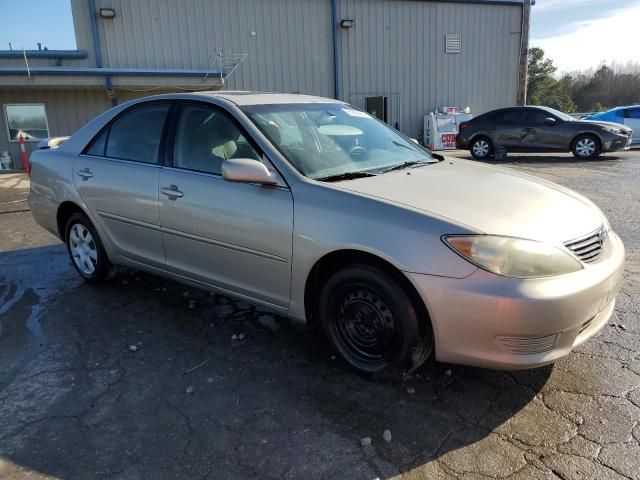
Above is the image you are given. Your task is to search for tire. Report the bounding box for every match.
[318,263,432,378]
[572,134,601,160]
[470,136,494,160]
[64,212,115,282]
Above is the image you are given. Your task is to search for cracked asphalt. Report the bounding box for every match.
[0,151,639,480]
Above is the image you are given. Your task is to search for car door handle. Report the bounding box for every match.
[161,185,184,200]
[523,127,535,133]
[76,168,93,180]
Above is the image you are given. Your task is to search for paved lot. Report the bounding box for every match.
[0,152,639,480]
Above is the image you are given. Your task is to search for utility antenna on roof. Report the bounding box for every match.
[208,49,247,87]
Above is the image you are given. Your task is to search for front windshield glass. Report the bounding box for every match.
[538,106,574,122]
[243,103,435,180]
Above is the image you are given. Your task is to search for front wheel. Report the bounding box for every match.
[65,213,115,282]
[572,134,601,159]
[318,264,432,377]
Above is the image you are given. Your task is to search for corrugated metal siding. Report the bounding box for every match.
[0,88,110,169]
[93,0,334,96]
[337,0,522,137]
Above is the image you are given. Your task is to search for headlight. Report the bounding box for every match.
[443,235,583,278]
[604,126,623,135]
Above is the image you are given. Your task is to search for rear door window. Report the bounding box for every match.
[500,109,524,124]
[524,109,550,125]
[104,104,170,164]
[86,129,107,156]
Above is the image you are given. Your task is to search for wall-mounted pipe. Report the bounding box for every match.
[88,0,116,105]
[0,50,88,59]
[0,67,226,77]
[331,0,341,100]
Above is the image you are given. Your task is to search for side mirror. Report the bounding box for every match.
[410,138,419,144]
[544,117,557,126]
[221,158,278,185]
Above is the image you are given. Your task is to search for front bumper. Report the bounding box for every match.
[407,231,625,369]
[603,132,633,152]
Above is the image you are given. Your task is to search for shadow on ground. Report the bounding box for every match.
[451,152,626,165]
[0,245,552,479]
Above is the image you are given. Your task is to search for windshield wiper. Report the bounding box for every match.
[380,160,433,174]
[314,171,377,182]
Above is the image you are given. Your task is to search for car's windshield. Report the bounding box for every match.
[242,103,435,180]
[538,106,574,122]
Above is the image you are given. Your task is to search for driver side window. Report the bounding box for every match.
[173,104,260,175]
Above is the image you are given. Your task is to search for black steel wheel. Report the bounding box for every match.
[319,264,431,376]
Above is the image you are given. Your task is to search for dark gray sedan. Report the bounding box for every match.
[456,106,633,160]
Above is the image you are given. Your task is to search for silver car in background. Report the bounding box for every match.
[28,92,625,376]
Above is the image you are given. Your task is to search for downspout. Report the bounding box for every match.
[331,0,341,100]
[88,0,116,106]
[516,0,531,106]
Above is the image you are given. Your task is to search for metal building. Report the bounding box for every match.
[0,0,527,170]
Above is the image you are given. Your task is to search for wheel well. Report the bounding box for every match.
[56,201,85,241]
[304,250,432,333]
[572,133,602,150]
[470,134,493,148]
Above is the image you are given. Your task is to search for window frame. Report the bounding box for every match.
[81,100,173,166]
[4,103,50,143]
[165,100,264,177]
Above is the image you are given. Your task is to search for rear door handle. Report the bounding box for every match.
[161,184,184,200]
[77,168,93,180]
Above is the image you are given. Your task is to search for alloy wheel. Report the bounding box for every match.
[472,140,490,158]
[575,138,596,157]
[69,223,98,275]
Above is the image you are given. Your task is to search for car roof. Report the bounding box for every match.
[188,90,344,106]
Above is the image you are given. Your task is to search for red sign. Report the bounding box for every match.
[441,133,457,148]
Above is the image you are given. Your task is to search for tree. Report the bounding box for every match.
[525,49,640,113]
[526,48,575,112]
[527,47,556,105]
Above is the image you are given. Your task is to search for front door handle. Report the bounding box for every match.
[77,168,93,180]
[161,184,184,200]
[523,127,535,133]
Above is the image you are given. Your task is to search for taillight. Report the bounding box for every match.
[459,122,469,130]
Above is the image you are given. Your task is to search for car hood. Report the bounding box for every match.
[573,119,631,132]
[335,159,604,244]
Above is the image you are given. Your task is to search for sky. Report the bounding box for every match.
[0,0,77,51]
[0,0,638,74]
[531,0,640,73]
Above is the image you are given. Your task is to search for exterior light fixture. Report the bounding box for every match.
[340,19,354,28]
[99,8,116,18]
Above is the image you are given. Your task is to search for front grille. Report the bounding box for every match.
[496,334,558,355]
[564,227,607,263]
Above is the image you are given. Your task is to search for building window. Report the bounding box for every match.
[4,104,50,142]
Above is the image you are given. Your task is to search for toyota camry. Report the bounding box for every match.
[28,92,625,376]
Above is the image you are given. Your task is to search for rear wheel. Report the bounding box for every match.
[572,134,601,159]
[65,213,115,282]
[318,264,432,377]
[470,136,493,160]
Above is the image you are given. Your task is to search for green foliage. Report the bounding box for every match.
[526,48,575,112]
[526,49,640,113]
